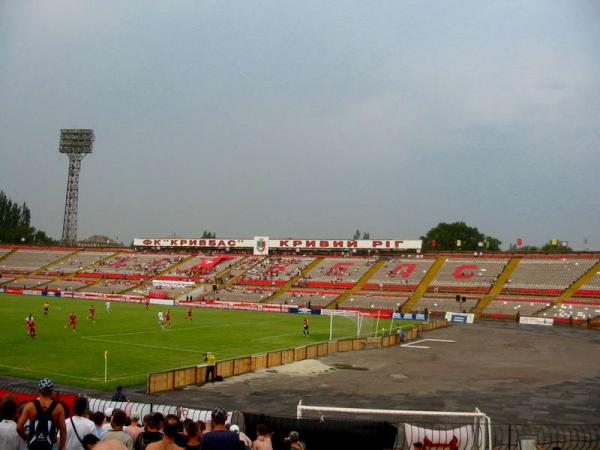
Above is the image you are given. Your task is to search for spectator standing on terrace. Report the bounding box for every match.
[126,416,143,442]
[0,399,19,449]
[111,387,126,402]
[183,421,201,450]
[251,424,272,450]
[65,397,96,450]
[229,425,251,450]
[133,414,163,450]
[102,409,133,450]
[198,408,242,450]
[516,311,521,326]
[145,416,181,450]
[17,378,66,450]
[284,431,305,450]
[92,413,105,438]
[102,409,114,435]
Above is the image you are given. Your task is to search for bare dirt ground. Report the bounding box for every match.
[2,321,599,424]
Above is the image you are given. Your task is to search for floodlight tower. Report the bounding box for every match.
[59,129,94,244]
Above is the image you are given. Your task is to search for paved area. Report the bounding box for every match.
[2,321,599,424]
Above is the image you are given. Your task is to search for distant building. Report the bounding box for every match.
[78,234,123,248]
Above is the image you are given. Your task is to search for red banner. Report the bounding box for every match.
[0,388,78,416]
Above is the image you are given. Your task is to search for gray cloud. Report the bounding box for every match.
[1,0,599,249]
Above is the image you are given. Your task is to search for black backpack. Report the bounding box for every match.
[28,399,58,450]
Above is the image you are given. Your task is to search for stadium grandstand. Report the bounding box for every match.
[1,244,598,324]
[1,241,599,450]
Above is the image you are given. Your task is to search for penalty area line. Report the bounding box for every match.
[0,363,99,382]
[81,337,204,354]
[401,338,456,349]
[86,320,237,339]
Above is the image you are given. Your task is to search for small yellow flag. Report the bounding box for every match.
[551,239,558,246]
[456,239,462,247]
[104,350,108,360]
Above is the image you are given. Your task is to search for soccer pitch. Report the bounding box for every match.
[0,294,410,390]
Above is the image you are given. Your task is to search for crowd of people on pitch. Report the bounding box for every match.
[0,378,306,450]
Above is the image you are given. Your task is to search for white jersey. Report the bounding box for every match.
[105,301,111,311]
[0,419,21,450]
[158,312,164,322]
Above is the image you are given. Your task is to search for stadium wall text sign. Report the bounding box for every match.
[134,237,422,253]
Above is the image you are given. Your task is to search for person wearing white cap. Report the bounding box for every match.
[101,408,114,435]
[229,425,252,449]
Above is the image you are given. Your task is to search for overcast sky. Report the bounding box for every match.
[1,1,599,249]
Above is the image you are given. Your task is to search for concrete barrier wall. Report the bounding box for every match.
[147,319,448,393]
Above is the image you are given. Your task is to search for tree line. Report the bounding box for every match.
[0,191,55,244]
[354,221,574,252]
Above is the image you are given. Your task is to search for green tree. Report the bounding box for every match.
[421,221,502,251]
[508,244,539,253]
[0,191,55,244]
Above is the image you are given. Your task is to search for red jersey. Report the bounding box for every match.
[89,307,96,315]
[165,312,171,321]
[27,319,35,331]
[69,314,77,324]
[187,308,192,317]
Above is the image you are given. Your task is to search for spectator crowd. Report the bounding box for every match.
[0,378,303,450]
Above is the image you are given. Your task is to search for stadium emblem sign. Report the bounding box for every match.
[134,238,422,252]
[253,236,270,255]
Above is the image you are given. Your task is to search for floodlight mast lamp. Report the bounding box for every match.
[59,129,94,244]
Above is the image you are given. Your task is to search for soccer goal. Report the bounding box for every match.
[322,310,401,339]
[296,401,493,450]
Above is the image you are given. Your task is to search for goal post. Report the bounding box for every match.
[296,401,492,450]
[321,309,365,339]
[322,310,413,340]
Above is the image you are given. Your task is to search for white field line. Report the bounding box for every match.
[81,337,203,353]
[0,363,99,381]
[251,331,303,342]
[86,320,236,338]
[401,338,456,349]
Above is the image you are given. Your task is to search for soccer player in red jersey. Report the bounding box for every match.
[65,312,77,332]
[88,305,96,322]
[187,307,193,321]
[27,318,36,339]
[145,298,150,310]
[165,310,172,328]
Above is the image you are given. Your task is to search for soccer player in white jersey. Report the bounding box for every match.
[157,311,165,328]
[105,300,111,312]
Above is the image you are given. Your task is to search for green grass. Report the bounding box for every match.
[0,294,411,390]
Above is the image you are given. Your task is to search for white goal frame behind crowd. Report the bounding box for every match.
[296,401,493,450]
